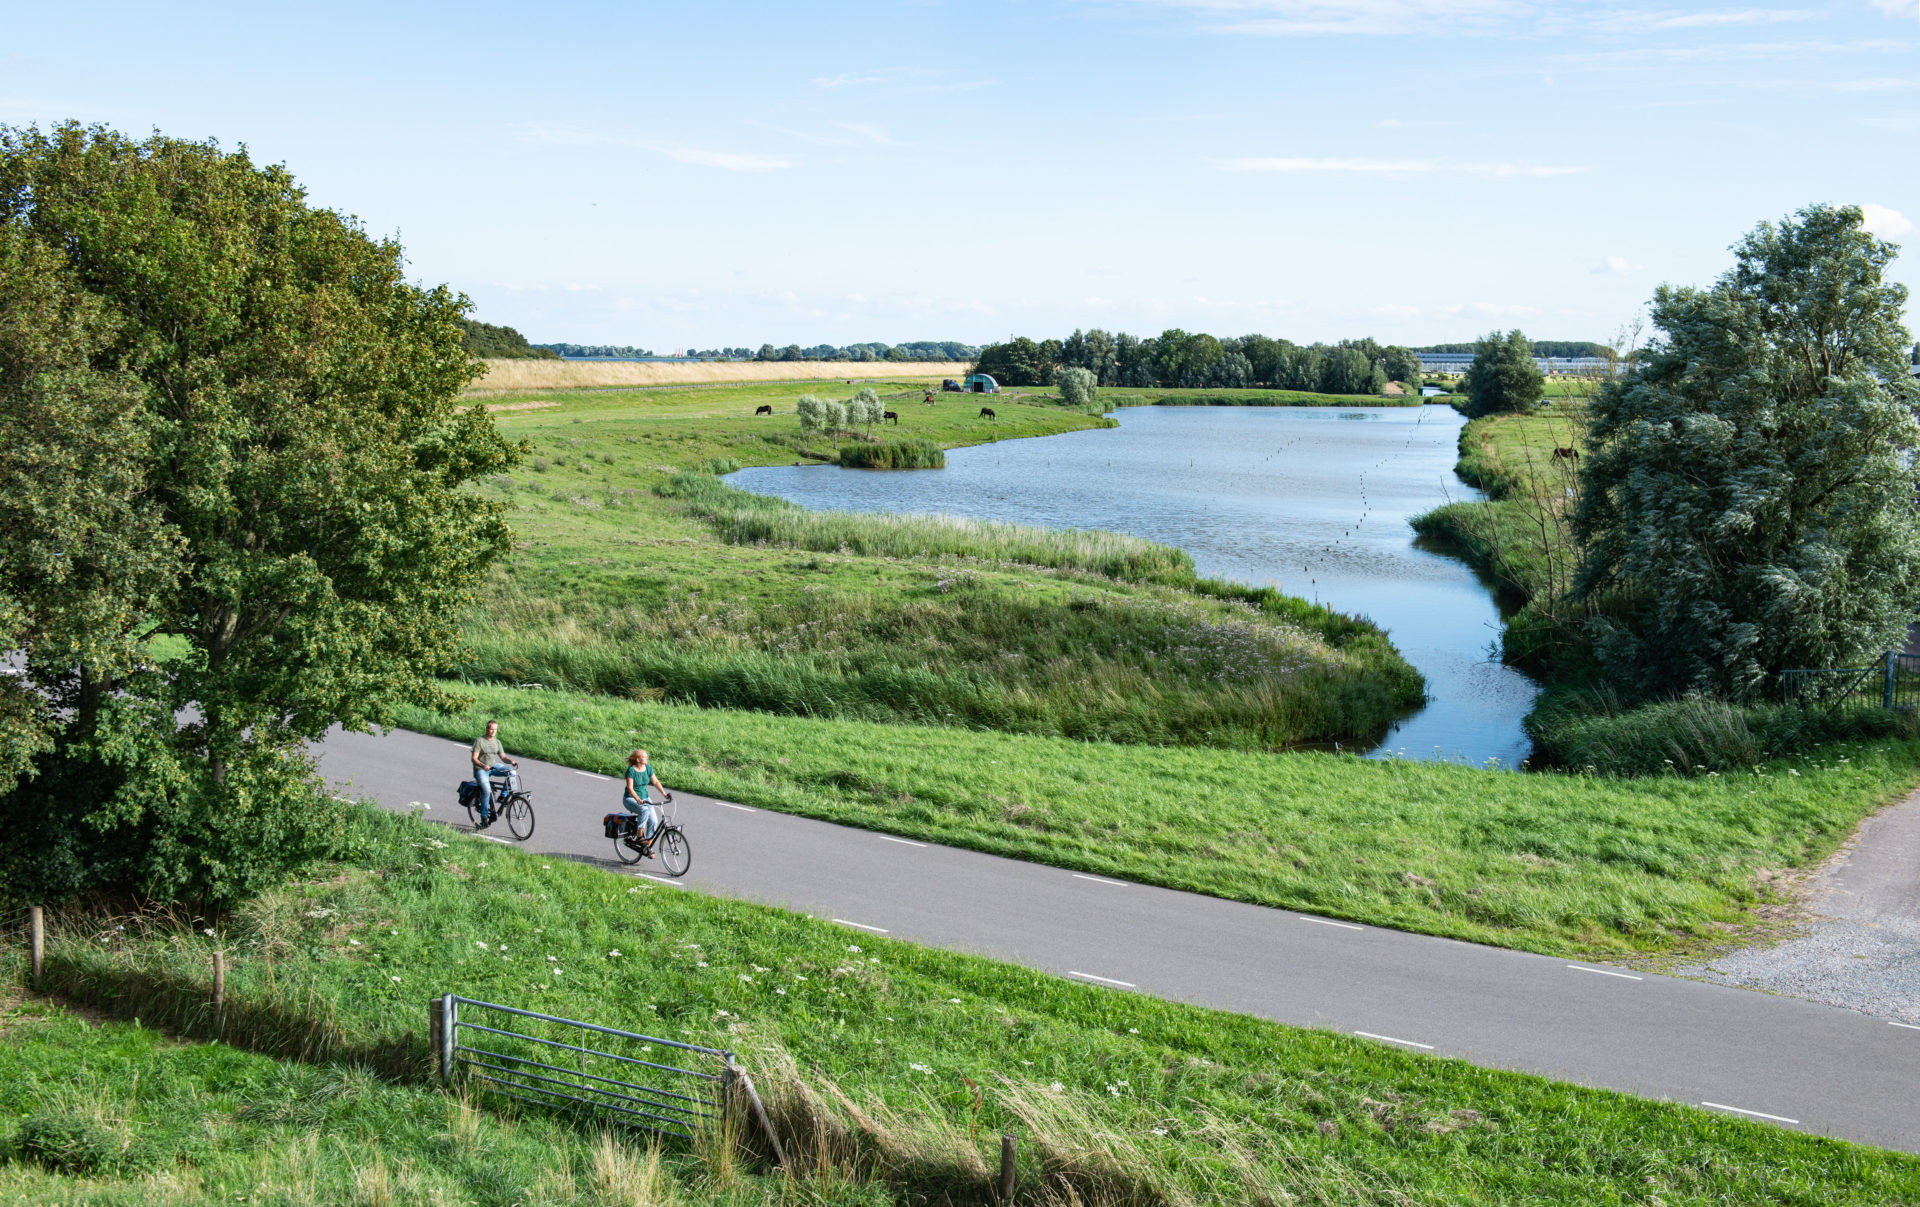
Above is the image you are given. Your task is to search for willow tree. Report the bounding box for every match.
[0,123,519,904]
[1573,204,1920,700]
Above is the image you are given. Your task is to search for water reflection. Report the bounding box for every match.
[729,404,1537,765]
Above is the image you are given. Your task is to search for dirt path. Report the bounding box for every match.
[1685,789,1920,1024]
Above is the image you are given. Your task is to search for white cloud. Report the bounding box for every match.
[660,147,793,172]
[812,70,903,88]
[1121,0,1525,36]
[1861,203,1914,237]
[1866,0,1916,15]
[1636,8,1819,30]
[1216,155,1587,176]
[1593,254,1644,274]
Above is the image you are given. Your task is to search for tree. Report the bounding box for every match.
[1055,365,1097,407]
[1461,330,1545,417]
[1381,345,1422,387]
[823,398,849,435]
[795,393,826,435]
[0,123,519,905]
[850,387,881,435]
[1573,204,1920,699]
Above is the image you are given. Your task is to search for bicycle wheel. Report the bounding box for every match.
[613,819,644,866]
[506,794,535,841]
[657,826,691,878]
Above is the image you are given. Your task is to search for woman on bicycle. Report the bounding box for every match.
[623,749,670,850]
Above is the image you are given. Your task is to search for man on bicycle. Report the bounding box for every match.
[470,720,518,829]
[623,749,671,853]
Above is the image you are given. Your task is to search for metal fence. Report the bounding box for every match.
[434,994,729,1141]
[1782,651,1920,712]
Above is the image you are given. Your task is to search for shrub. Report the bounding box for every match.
[837,440,945,470]
[824,399,849,435]
[1055,366,1097,407]
[795,394,826,434]
[1526,691,1914,776]
[16,1113,117,1175]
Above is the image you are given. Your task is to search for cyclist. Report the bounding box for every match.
[469,720,519,829]
[622,749,671,853]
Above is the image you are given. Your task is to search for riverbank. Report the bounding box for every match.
[461,378,1423,752]
[12,806,1913,1204]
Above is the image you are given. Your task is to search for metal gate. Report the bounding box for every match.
[434,994,727,1140]
[1782,651,1920,712]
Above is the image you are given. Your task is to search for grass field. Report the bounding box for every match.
[401,681,1920,958]
[469,358,973,393]
[458,378,1425,751]
[6,804,1915,1204]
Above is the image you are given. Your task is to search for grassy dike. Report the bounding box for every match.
[5,805,1915,1204]
[403,683,1920,958]
[461,378,1424,751]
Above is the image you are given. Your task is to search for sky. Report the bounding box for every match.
[5,1,1916,350]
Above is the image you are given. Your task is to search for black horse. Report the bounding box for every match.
[979,407,996,420]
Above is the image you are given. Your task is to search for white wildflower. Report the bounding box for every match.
[910,1063,933,1074]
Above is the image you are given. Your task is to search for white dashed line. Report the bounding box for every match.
[1701,1102,1799,1125]
[833,919,890,934]
[635,874,688,889]
[1300,916,1364,931]
[877,835,927,848]
[478,835,512,845]
[717,802,756,812]
[1890,1021,1920,1031]
[1353,1031,1434,1050]
[1066,971,1137,988]
[1567,964,1643,981]
[573,770,611,781]
[1072,873,1129,887]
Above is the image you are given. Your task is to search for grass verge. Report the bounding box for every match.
[5,805,1915,1204]
[401,681,1920,958]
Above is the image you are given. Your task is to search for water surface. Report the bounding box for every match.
[731,404,1536,764]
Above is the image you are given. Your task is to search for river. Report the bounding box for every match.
[729,403,1537,765]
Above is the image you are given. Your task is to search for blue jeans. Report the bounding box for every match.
[473,765,508,819]
[623,795,658,840]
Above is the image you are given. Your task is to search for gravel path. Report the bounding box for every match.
[1684,789,1920,1025]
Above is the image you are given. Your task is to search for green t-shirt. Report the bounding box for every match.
[471,736,504,766]
[625,764,653,802]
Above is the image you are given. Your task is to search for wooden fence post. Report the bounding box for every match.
[998,1131,1017,1202]
[212,950,226,1009]
[429,998,444,1083]
[28,905,43,991]
[726,1059,787,1170]
[439,994,457,1085]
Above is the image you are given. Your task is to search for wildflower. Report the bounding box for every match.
[609,950,622,958]
[552,969,562,977]
[1020,1060,1033,1066]
[1107,1085,1120,1096]
[476,941,489,950]
[1151,1128,1168,1136]
[390,976,402,983]
[1789,769,1801,777]
[1049,1082,1065,1092]
[628,888,640,894]
[775,988,787,995]
[541,865,551,870]
[546,954,556,961]
[1128,1028,1139,1034]
[847,945,862,953]
[948,998,962,1004]
[349,940,361,947]
[697,961,709,968]
[203,928,216,937]
[910,1063,933,1074]
[752,964,769,973]
[739,974,754,983]
[477,860,487,867]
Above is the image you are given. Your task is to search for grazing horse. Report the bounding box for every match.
[1552,446,1579,462]
[754,404,773,416]
[923,390,936,405]
[882,410,899,425]
[979,407,997,420]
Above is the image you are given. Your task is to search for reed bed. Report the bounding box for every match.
[469,358,970,394]
[835,438,945,469]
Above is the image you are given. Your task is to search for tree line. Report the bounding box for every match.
[1415,340,1608,358]
[967,330,1427,394]
[459,318,559,359]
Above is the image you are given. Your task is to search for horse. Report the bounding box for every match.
[923,390,936,405]
[1552,446,1579,462]
[754,404,773,416]
[882,411,899,425]
[979,407,997,420]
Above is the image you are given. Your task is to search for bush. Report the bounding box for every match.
[837,440,945,469]
[1055,366,1097,407]
[1526,691,1914,776]
[15,1113,117,1175]
[795,394,826,434]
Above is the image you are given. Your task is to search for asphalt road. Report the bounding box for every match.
[317,725,1920,1154]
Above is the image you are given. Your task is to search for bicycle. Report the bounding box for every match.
[458,765,536,841]
[607,790,691,877]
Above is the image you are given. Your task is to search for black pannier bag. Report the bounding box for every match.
[603,813,622,839]
[457,783,477,807]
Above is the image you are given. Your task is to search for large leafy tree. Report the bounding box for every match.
[0,123,518,904]
[1461,329,1545,417]
[1573,204,1920,700]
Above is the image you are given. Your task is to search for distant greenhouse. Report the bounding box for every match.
[1418,353,1621,376]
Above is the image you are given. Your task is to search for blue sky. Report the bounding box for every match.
[5,1,1915,348]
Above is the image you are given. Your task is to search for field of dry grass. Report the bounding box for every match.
[470,358,972,393]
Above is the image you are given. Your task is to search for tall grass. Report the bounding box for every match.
[835,439,945,469]
[659,471,1194,583]
[469,359,971,394]
[1528,690,1915,776]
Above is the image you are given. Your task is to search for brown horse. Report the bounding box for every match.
[1552,446,1579,461]
[754,404,773,416]
[979,407,997,420]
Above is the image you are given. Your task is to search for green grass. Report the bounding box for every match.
[7,805,1916,1204]
[834,438,945,469]
[401,681,1920,958]
[461,380,1424,751]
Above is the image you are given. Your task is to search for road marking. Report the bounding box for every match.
[635,874,688,889]
[1567,964,1643,981]
[1701,1101,1799,1125]
[833,919,890,934]
[573,770,611,781]
[1891,1021,1920,1031]
[479,835,512,845]
[1353,1031,1434,1050]
[1072,873,1129,887]
[717,802,756,812]
[1067,971,1137,988]
[877,835,927,848]
[1300,916,1365,931]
